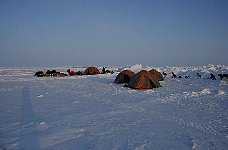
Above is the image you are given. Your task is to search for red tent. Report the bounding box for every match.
[84,67,100,75]
[149,69,164,81]
[128,70,160,89]
[114,70,135,84]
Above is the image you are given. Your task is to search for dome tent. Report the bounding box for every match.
[84,67,100,75]
[149,69,164,81]
[128,70,160,90]
[114,70,135,84]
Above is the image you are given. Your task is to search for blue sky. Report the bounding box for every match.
[0,0,228,67]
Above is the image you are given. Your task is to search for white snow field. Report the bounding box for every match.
[0,64,228,150]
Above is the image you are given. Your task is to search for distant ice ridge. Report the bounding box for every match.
[115,64,228,79]
[123,64,145,73]
[121,64,160,73]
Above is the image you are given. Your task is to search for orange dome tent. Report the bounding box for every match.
[149,69,164,81]
[128,70,160,90]
[84,67,100,75]
[114,70,135,84]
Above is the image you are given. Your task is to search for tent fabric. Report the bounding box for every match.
[84,67,100,75]
[149,69,164,81]
[114,70,135,84]
[67,69,75,76]
[128,70,160,89]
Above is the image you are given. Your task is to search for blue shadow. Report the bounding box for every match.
[19,86,40,150]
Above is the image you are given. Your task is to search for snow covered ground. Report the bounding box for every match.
[0,64,228,150]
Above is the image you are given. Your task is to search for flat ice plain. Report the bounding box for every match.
[0,64,228,150]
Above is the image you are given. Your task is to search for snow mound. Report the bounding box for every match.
[201,88,211,95]
[218,90,225,96]
[36,122,49,131]
[37,94,44,98]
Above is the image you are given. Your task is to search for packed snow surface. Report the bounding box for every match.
[0,64,228,150]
